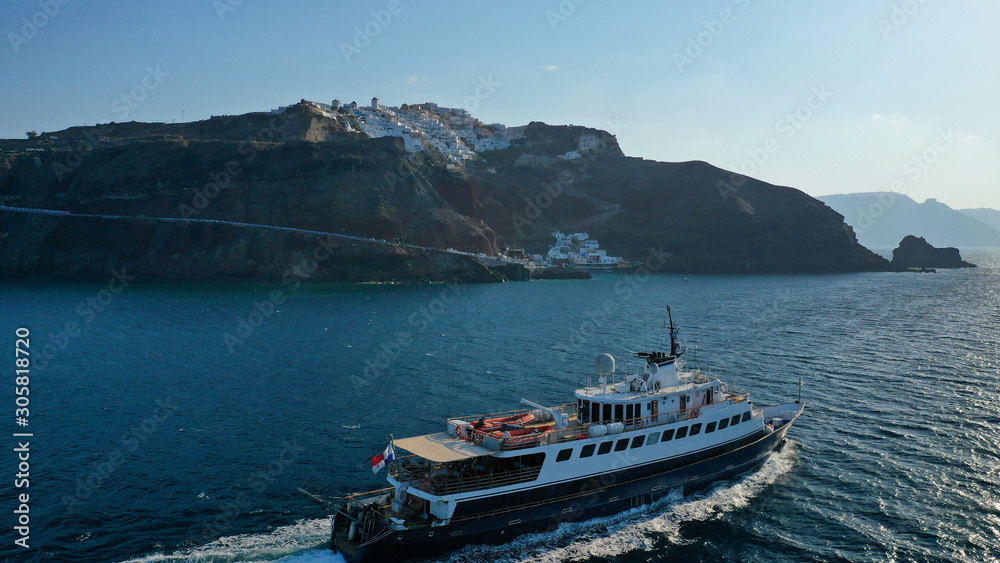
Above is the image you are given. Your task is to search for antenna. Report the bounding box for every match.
[667,305,681,357]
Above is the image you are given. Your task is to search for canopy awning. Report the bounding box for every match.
[394,432,494,463]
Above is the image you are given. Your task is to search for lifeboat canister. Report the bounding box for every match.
[588,424,608,438]
[606,422,625,434]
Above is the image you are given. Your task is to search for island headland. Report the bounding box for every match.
[0,99,893,282]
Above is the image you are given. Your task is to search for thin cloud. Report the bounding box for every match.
[544,65,559,71]
[406,75,428,84]
[871,112,908,125]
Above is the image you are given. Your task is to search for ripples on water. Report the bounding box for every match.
[1,250,998,562]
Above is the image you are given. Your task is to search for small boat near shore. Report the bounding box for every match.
[331,307,804,562]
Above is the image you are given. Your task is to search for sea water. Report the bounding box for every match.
[1,249,998,562]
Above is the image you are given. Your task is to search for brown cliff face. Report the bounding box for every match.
[1,101,891,281]
[473,139,888,273]
[0,106,503,282]
[0,213,512,283]
[592,161,889,273]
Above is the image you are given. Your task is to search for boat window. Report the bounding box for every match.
[706,421,717,433]
[647,432,659,445]
[625,404,634,422]
[476,453,546,483]
[580,444,596,458]
[662,429,674,441]
[602,403,612,423]
[631,435,645,449]
[592,402,601,423]
[556,448,573,462]
[706,387,714,404]
[718,418,729,430]
[598,441,613,455]
[614,404,624,422]
[675,426,689,439]
[523,453,546,467]
[690,423,702,436]
[742,411,751,422]
[730,415,741,426]
[614,439,629,452]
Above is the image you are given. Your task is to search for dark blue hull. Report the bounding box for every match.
[333,418,796,563]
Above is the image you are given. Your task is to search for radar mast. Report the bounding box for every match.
[667,305,681,358]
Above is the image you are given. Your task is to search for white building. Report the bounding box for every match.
[578,133,599,151]
[329,97,512,162]
[545,232,625,268]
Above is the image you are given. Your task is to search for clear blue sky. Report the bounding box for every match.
[2,0,997,209]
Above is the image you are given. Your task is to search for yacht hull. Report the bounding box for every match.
[332,405,800,563]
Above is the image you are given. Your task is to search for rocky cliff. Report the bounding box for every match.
[1,101,891,281]
[475,124,888,273]
[0,104,508,282]
[890,235,975,269]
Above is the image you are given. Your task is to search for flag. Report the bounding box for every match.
[371,443,396,474]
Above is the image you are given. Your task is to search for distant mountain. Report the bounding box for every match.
[958,208,1000,232]
[818,192,1000,248]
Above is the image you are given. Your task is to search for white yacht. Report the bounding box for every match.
[332,308,804,562]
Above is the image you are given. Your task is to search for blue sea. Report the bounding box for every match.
[2,250,999,563]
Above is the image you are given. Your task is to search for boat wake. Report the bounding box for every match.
[122,444,796,563]
[118,517,341,563]
[443,441,798,563]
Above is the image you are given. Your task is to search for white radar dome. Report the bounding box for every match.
[595,353,616,376]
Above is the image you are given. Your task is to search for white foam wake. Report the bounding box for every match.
[119,517,341,563]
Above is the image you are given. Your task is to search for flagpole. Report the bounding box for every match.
[389,434,396,467]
